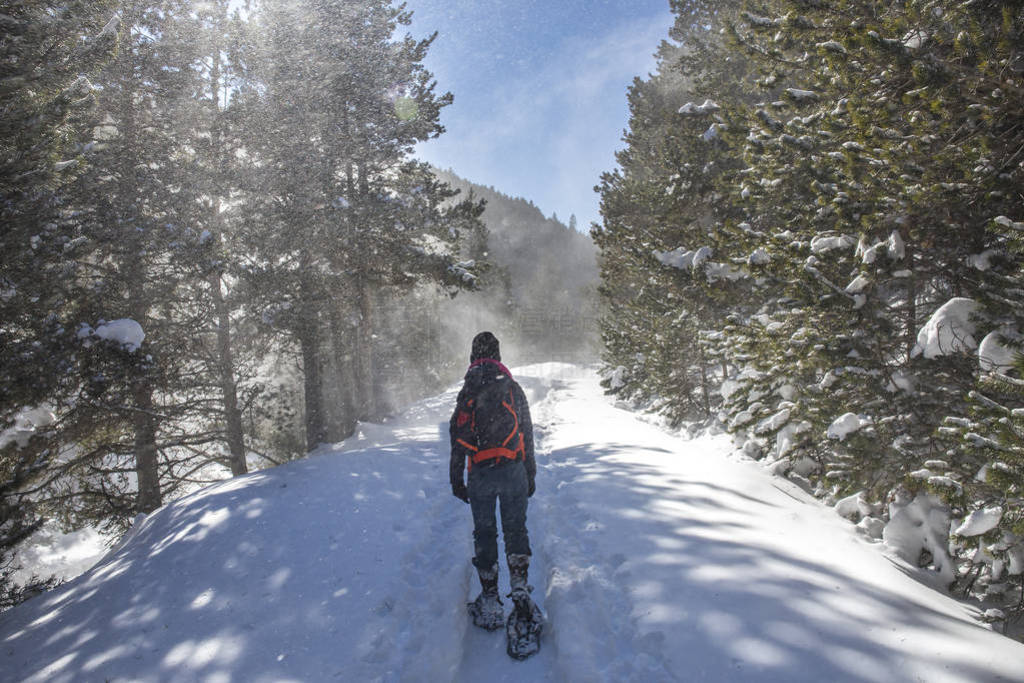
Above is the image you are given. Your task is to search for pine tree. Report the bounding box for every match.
[242,0,482,451]
[189,0,257,476]
[597,0,1024,603]
[705,0,1020,511]
[0,0,119,606]
[59,0,233,522]
[594,0,753,424]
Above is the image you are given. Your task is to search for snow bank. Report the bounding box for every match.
[912,298,979,359]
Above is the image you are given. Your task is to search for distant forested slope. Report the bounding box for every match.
[432,167,601,365]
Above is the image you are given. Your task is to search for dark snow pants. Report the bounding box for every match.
[468,460,531,571]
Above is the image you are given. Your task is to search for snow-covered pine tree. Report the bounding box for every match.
[59,0,235,523]
[594,0,753,424]
[926,0,1024,606]
[711,0,1021,518]
[713,2,899,494]
[187,0,257,477]
[0,0,119,608]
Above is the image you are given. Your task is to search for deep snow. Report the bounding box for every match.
[2,364,1022,682]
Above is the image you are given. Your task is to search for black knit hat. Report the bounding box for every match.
[470,331,501,362]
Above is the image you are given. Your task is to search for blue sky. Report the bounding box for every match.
[402,0,675,231]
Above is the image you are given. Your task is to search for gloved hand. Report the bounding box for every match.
[528,478,535,498]
[452,481,469,503]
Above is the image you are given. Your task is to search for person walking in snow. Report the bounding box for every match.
[449,331,537,633]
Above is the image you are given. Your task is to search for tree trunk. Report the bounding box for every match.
[211,272,247,475]
[132,379,162,514]
[328,305,358,439]
[207,45,246,475]
[905,243,917,361]
[699,352,712,419]
[298,310,327,452]
[354,280,377,421]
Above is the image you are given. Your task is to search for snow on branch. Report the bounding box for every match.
[742,12,778,28]
[953,507,1002,537]
[809,234,855,253]
[98,13,121,39]
[911,298,980,359]
[993,215,1024,232]
[653,246,744,283]
[816,40,847,55]
[978,330,1020,373]
[678,100,720,117]
[785,88,820,104]
[827,412,871,440]
[77,318,146,352]
[653,246,712,271]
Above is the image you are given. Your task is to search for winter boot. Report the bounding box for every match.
[467,563,504,630]
[507,553,532,594]
[505,554,543,659]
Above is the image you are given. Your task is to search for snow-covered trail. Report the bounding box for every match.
[2,364,1022,682]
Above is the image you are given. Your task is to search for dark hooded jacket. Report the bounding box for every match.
[449,359,535,489]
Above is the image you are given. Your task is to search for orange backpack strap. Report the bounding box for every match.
[471,388,524,467]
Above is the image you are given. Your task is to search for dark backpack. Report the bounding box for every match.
[456,376,525,469]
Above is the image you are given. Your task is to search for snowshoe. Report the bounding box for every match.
[467,591,504,631]
[506,587,543,660]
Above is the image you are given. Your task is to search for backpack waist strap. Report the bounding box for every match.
[471,446,521,466]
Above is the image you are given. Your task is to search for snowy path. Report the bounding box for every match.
[2,364,1022,682]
